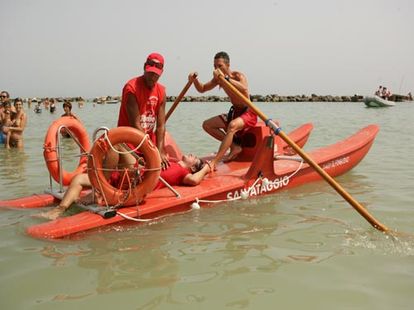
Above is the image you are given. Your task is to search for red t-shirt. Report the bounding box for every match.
[118,75,165,143]
[154,162,190,190]
[109,161,189,190]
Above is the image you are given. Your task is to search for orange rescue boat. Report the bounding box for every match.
[25,122,379,239]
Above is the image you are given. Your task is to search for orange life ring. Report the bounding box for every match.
[43,116,90,186]
[87,126,161,207]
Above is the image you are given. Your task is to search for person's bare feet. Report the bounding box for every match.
[223,145,242,163]
[34,206,66,220]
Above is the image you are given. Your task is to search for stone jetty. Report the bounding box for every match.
[21,93,412,104]
[167,94,365,103]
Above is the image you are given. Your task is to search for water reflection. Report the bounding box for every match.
[59,137,84,171]
[2,102,413,309]
[0,148,28,188]
[78,233,178,294]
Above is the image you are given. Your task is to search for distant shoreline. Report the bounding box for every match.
[167,93,412,103]
[20,93,412,104]
[167,94,366,103]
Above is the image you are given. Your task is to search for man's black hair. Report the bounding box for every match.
[214,51,230,63]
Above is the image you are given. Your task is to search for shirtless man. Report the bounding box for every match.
[0,91,12,142]
[188,51,257,169]
[0,101,13,144]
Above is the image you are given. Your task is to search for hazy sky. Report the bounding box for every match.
[1,0,413,98]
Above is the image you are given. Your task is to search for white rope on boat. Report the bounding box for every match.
[102,156,306,221]
[190,176,263,209]
[286,158,304,179]
[103,130,149,155]
[192,158,304,209]
[116,211,152,222]
[116,208,194,222]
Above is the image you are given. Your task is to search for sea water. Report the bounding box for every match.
[0,101,413,309]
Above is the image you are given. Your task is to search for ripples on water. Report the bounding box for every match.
[1,102,413,309]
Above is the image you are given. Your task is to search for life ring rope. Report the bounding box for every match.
[87,126,161,207]
[103,130,149,155]
[88,157,140,208]
[89,129,161,207]
[43,117,90,186]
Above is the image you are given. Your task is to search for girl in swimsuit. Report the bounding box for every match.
[4,98,27,149]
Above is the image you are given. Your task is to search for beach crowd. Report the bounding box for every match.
[0,91,27,149]
[0,90,86,149]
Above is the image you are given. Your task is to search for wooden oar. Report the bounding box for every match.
[216,69,389,232]
[165,73,197,121]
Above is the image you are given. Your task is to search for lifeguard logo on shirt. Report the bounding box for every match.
[140,111,156,131]
[147,96,159,107]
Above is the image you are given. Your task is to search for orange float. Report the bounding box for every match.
[87,126,161,207]
[43,116,90,186]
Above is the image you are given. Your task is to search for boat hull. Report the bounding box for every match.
[364,96,395,107]
[26,124,379,239]
[1,123,313,209]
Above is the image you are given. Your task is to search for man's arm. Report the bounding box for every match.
[215,70,249,98]
[227,72,249,95]
[155,93,169,167]
[125,93,144,131]
[182,164,211,186]
[189,72,218,93]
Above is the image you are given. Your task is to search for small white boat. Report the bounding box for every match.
[364,96,395,108]
[105,99,119,104]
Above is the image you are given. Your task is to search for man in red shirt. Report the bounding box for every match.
[117,52,169,168]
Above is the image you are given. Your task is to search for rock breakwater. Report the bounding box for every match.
[166,94,364,103]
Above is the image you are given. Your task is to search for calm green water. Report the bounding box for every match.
[0,101,413,310]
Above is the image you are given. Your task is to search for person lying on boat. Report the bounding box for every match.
[188,51,258,169]
[36,154,212,220]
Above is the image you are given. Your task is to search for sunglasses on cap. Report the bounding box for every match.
[145,59,164,70]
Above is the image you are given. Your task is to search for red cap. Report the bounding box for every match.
[144,52,164,76]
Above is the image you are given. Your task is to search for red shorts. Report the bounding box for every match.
[219,106,257,130]
[239,109,257,129]
[219,106,257,145]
